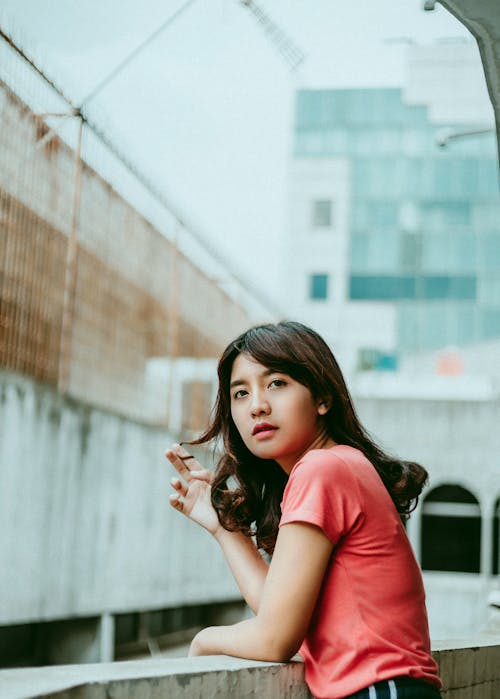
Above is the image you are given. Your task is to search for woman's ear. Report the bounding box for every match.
[317,399,331,415]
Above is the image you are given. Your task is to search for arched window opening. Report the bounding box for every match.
[421,484,481,573]
[492,497,500,576]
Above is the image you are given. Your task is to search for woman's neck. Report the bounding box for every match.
[277,433,337,475]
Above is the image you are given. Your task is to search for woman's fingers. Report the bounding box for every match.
[170,477,188,497]
[165,445,195,481]
[165,443,209,482]
[168,492,184,512]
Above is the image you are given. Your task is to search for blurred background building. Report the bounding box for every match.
[284,41,499,376]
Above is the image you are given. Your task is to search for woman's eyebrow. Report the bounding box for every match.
[229,368,276,389]
[229,378,245,389]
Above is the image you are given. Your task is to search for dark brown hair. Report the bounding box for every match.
[190,321,427,554]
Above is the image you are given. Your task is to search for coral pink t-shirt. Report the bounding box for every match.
[279,445,441,699]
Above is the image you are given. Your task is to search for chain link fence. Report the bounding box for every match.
[0,30,263,431]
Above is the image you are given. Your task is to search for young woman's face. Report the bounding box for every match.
[229,353,331,473]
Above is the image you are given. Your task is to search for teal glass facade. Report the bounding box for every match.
[294,88,500,352]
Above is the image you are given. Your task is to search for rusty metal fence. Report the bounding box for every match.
[0,31,259,431]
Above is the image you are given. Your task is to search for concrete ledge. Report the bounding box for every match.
[0,656,311,699]
[1,639,500,699]
[432,637,500,698]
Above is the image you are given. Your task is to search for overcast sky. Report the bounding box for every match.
[0,1,472,304]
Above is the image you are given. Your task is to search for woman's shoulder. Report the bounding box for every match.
[292,444,372,481]
[282,445,370,521]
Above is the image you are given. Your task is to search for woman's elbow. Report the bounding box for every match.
[260,633,302,663]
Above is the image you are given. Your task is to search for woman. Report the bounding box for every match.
[166,321,442,699]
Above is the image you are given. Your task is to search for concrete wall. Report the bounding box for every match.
[0,369,239,628]
[1,368,499,644]
[1,639,499,699]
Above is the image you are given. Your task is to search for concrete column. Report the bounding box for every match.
[481,500,494,577]
[99,613,115,663]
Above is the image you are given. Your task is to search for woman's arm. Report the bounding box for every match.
[166,444,268,613]
[189,521,334,662]
[213,528,268,614]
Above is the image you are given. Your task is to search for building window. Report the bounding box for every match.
[349,275,477,301]
[309,274,329,300]
[350,275,416,300]
[367,201,399,226]
[312,200,333,228]
[421,276,477,300]
[400,233,422,271]
[421,484,481,573]
[481,308,500,339]
[420,201,471,228]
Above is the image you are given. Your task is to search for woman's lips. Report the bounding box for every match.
[252,423,278,439]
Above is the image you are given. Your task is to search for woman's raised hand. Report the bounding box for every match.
[165,443,220,535]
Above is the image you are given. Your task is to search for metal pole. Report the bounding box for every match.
[165,223,182,430]
[57,115,84,394]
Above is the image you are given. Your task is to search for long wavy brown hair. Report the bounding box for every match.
[189,321,427,555]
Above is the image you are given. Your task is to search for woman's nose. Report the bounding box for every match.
[250,393,271,416]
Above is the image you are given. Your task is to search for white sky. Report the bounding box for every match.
[0,0,472,304]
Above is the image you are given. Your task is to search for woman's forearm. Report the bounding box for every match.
[213,527,269,614]
[190,523,332,663]
[189,618,294,663]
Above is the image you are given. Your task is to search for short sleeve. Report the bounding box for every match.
[279,450,364,545]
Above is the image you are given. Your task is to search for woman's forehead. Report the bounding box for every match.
[229,353,286,383]
[231,353,269,377]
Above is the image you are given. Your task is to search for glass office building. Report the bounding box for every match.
[294,88,500,354]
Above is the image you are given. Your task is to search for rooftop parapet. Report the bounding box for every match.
[1,639,499,699]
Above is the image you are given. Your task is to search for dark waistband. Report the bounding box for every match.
[343,676,441,699]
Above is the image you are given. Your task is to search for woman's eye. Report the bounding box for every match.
[269,379,286,388]
[233,389,247,399]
